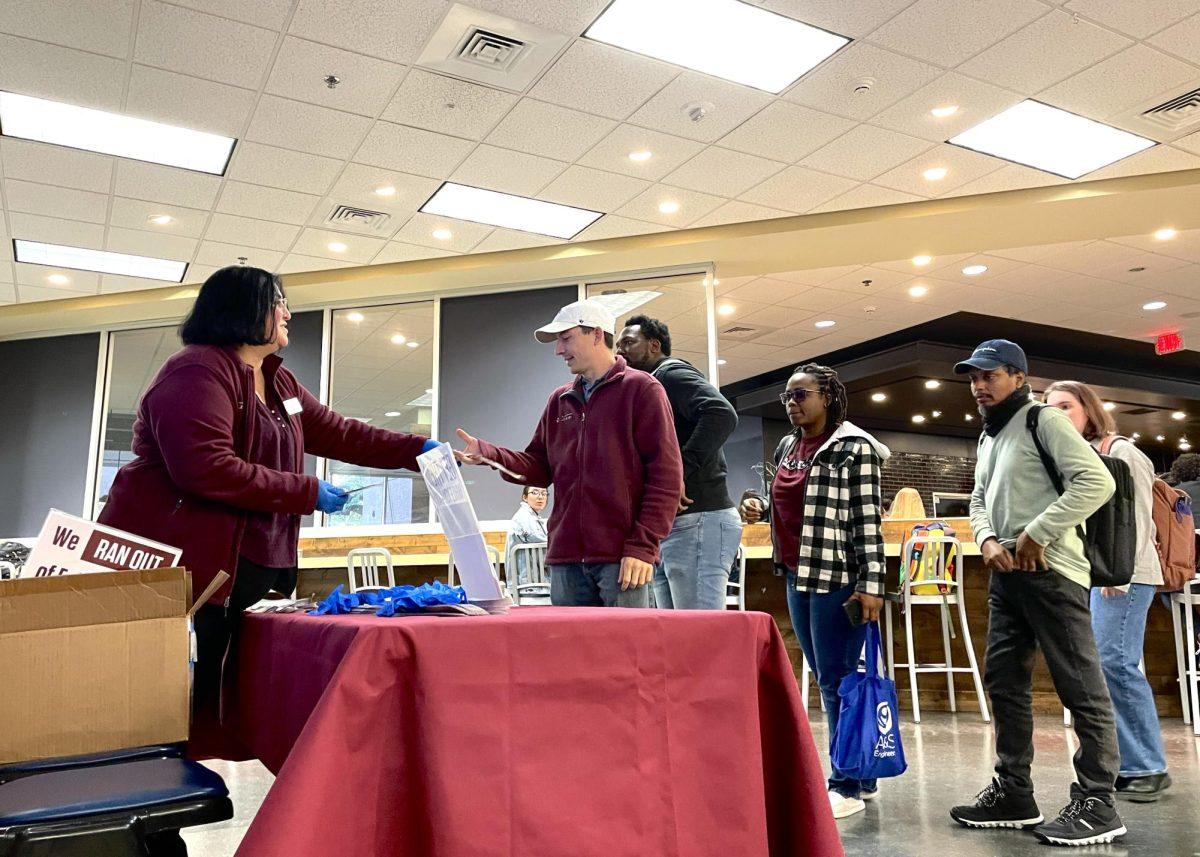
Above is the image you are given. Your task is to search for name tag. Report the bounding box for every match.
[282,397,303,416]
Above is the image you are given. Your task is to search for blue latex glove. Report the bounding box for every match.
[316,480,348,514]
[421,438,440,454]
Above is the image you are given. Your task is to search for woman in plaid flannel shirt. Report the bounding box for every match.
[740,363,890,819]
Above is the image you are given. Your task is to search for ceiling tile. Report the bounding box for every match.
[8,212,105,248]
[538,166,649,212]
[869,0,1051,69]
[164,0,294,29]
[449,145,566,196]
[628,73,773,143]
[3,180,110,224]
[800,125,933,181]
[958,10,1132,94]
[1064,0,1199,39]
[370,242,457,265]
[665,148,785,198]
[276,253,358,274]
[930,252,1027,282]
[182,264,218,284]
[0,283,15,304]
[0,0,134,58]
[15,262,99,292]
[874,144,1004,195]
[1083,145,1200,180]
[216,181,321,224]
[0,34,126,111]
[468,0,610,32]
[391,212,491,252]
[577,125,705,181]
[226,142,343,195]
[288,0,449,64]
[203,214,302,251]
[718,101,855,164]
[100,273,183,293]
[1038,44,1198,120]
[818,265,915,293]
[739,165,858,212]
[328,164,440,210]
[114,161,223,208]
[760,0,918,38]
[783,42,943,122]
[193,241,284,270]
[16,284,93,303]
[381,69,517,140]
[266,37,407,116]
[125,65,257,137]
[246,95,373,159]
[0,139,115,193]
[689,201,793,228]
[989,240,1095,263]
[769,264,863,286]
[109,198,210,238]
[1149,12,1200,61]
[810,183,924,213]
[472,229,563,253]
[105,226,198,261]
[355,121,475,178]
[529,40,677,121]
[573,215,672,242]
[1175,128,1200,156]
[1036,239,1139,272]
[1110,228,1200,263]
[486,100,616,162]
[938,162,1067,197]
[614,184,724,227]
[135,1,277,88]
[872,72,1025,142]
[291,228,386,262]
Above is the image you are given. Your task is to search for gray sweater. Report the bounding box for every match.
[970,402,1115,588]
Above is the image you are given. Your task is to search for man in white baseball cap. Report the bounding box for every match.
[456,298,682,607]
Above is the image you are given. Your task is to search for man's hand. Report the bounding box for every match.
[1100,586,1123,598]
[618,556,654,591]
[678,492,694,514]
[740,496,764,524]
[849,591,883,623]
[454,427,483,464]
[981,537,1015,573]
[1014,531,1046,572]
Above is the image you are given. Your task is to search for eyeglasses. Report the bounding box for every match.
[779,389,821,406]
[526,489,549,498]
[273,293,288,310]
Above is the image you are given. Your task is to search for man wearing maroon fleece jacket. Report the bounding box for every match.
[456,299,683,607]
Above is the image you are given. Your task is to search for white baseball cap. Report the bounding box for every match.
[534,299,616,343]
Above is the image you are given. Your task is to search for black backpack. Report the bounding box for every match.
[1026,405,1135,587]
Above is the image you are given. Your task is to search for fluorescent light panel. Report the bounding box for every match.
[949,100,1155,180]
[14,240,188,282]
[584,0,848,94]
[589,290,663,319]
[0,91,236,175]
[420,182,601,239]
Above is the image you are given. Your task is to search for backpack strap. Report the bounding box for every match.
[1097,435,1126,455]
[1026,404,1088,544]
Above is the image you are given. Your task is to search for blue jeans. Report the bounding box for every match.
[549,563,649,607]
[653,507,743,610]
[1091,583,1168,776]
[786,575,875,798]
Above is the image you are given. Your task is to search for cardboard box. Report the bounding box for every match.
[0,567,192,764]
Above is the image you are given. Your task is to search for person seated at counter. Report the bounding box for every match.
[98,265,438,761]
[888,487,926,519]
[506,486,549,587]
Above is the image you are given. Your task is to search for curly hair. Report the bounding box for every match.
[791,362,848,428]
[1171,453,1200,484]
[623,314,672,356]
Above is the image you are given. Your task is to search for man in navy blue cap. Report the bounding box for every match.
[949,339,1124,847]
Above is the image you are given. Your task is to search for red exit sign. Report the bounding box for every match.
[1155,332,1184,355]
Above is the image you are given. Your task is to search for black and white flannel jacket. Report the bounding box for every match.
[745,421,890,596]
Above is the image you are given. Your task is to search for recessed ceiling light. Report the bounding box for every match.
[1102,402,1116,411]
[420,182,601,239]
[908,285,929,298]
[432,228,453,241]
[1143,300,1167,311]
[922,166,948,181]
[384,411,401,418]
[717,303,735,316]
[871,392,888,402]
[965,413,975,422]
[628,149,653,162]
[931,410,942,418]
[328,241,348,253]
[912,414,926,424]
[148,214,174,226]
[1172,411,1187,420]
[814,319,836,328]
[931,105,959,118]
[390,333,407,345]
[1131,432,1141,439]
[717,358,727,366]
[46,273,70,286]
[346,312,364,323]
[374,185,397,197]
[14,239,186,282]
[1155,434,1165,442]
[1154,227,1178,241]
[925,379,941,389]
[948,99,1155,179]
[406,340,420,348]
[962,264,988,276]
[658,200,680,215]
[584,0,850,94]
[0,90,235,175]
[912,255,932,266]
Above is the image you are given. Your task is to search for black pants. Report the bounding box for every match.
[985,569,1119,801]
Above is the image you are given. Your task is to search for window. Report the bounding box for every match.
[586,271,712,375]
[327,301,436,525]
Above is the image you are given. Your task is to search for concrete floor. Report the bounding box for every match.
[186,714,1200,856]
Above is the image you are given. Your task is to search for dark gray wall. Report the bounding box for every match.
[0,333,101,535]
[723,413,764,501]
[438,286,578,520]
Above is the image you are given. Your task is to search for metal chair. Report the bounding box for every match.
[509,543,550,606]
[725,546,746,610]
[346,547,395,593]
[447,545,503,589]
[885,533,989,724]
[1170,577,1200,734]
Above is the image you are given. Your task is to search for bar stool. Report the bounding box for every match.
[1170,578,1200,734]
[885,533,989,724]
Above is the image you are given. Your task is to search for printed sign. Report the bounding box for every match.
[24,509,182,578]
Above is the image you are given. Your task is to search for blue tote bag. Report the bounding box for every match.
[831,622,907,780]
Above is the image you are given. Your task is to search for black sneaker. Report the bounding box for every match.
[951,778,1044,829]
[1033,797,1126,847]
[1115,772,1171,803]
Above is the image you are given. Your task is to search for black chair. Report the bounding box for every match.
[0,744,233,857]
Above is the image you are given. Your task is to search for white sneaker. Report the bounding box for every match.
[829,790,866,819]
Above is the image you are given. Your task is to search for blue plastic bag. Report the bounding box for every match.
[830,622,907,780]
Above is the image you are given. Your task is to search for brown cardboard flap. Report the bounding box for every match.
[0,567,190,634]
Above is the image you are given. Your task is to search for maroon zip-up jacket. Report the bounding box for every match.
[98,344,426,605]
[476,356,683,566]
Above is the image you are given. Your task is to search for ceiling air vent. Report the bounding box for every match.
[458,29,526,70]
[1140,87,1200,132]
[723,325,757,335]
[324,204,392,234]
[1123,407,1156,415]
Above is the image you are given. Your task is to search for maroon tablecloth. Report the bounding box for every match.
[232,607,843,857]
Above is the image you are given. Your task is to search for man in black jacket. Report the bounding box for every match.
[618,315,741,609]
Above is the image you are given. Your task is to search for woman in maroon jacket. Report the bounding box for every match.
[99,266,433,754]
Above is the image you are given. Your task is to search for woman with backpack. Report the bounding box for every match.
[1044,380,1171,802]
[739,363,890,819]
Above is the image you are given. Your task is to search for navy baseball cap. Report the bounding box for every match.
[954,339,1028,374]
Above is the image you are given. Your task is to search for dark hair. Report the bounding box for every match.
[791,362,848,428]
[180,266,283,346]
[1171,453,1200,484]
[578,326,614,349]
[623,314,672,356]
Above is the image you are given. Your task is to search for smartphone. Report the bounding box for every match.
[842,597,865,627]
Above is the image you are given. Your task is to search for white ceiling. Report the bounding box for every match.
[2,0,1200,306]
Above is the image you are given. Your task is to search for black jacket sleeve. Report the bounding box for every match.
[660,362,738,477]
